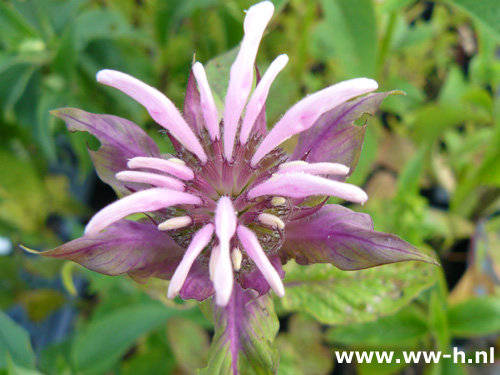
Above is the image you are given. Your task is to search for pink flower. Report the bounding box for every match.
[34,1,434,307]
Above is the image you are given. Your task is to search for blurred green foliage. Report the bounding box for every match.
[1,0,500,374]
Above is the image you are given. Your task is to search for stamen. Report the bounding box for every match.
[116,171,185,191]
[271,196,287,206]
[258,213,285,230]
[85,189,202,236]
[236,225,285,297]
[167,224,214,298]
[157,216,192,231]
[276,162,350,176]
[240,54,289,145]
[213,197,238,306]
[223,1,275,160]
[167,158,186,165]
[231,247,243,272]
[127,157,194,180]
[278,160,308,169]
[209,245,220,281]
[247,173,368,203]
[192,62,220,140]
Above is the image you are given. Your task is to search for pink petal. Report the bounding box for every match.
[85,188,202,236]
[247,173,368,203]
[277,161,350,176]
[115,171,185,191]
[167,224,214,298]
[213,197,238,306]
[192,62,220,140]
[96,70,207,163]
[223,1,274,160]
[240,54,289,145]
[236,225,285,297]
[127,156,194,180]
[251,78,378,166]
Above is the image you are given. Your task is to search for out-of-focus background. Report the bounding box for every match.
[1,0,500,374]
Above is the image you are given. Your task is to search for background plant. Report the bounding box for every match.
[1,0,500,374]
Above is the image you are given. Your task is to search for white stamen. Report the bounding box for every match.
[209,245,220,281]
[271,196,287,206]
[192,62,220,140]
[167,224,214,298]
[231,247,243,272]
[116,170,185,191]
[157,216,192,231]
[258,213,285,230]
[276,162,350,176]
[167,158,187,165]
[127,157,194,180]
[278,161,308,170]
[213,197,238,306]
[236,225,285,297]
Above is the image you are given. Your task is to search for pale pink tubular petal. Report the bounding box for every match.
[167,224,214,298]
[85,188,202,236]
[96,70,207,163]
[251,78,379,166]
[223,1,275,160]
[115,171,185,191]
[237,225,285,297]
[247,173,368,203]
[213,197,237,306]
[277,162,350,176]
[192,62,219,140]
[240,54,289,145]
[128,156,194,180]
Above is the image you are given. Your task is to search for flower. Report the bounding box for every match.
[32,1,435,307]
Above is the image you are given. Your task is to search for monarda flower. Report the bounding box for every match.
[30,1,435,372]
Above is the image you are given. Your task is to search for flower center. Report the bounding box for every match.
[157,129,291,269]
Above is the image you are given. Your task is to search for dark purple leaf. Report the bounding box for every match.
[179,261,214,301]
[199,284,279,375]
[291,91,399,177]
[35,219,183,282]
[52,108,161,195]
[281,204,437,270]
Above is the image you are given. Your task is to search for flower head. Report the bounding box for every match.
[33,1,435,307]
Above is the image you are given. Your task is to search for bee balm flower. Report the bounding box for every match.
[33,1,435,308]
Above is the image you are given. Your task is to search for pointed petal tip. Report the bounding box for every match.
[19,244,40,255]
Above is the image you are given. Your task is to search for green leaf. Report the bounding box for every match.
[0,2,39,49]
[71,303,193,375]
[166,318,210,373]
[5,355,43,375]
[326,305,429,347]
[7,354,43,375]
[448,296,500,337]
[410,102,492,145]
[276,315,332,375]
[315,0,377,78]
[198,285,279,375]
[0,311,36,370]
[280,260,437,325]
[443,0,500,40]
